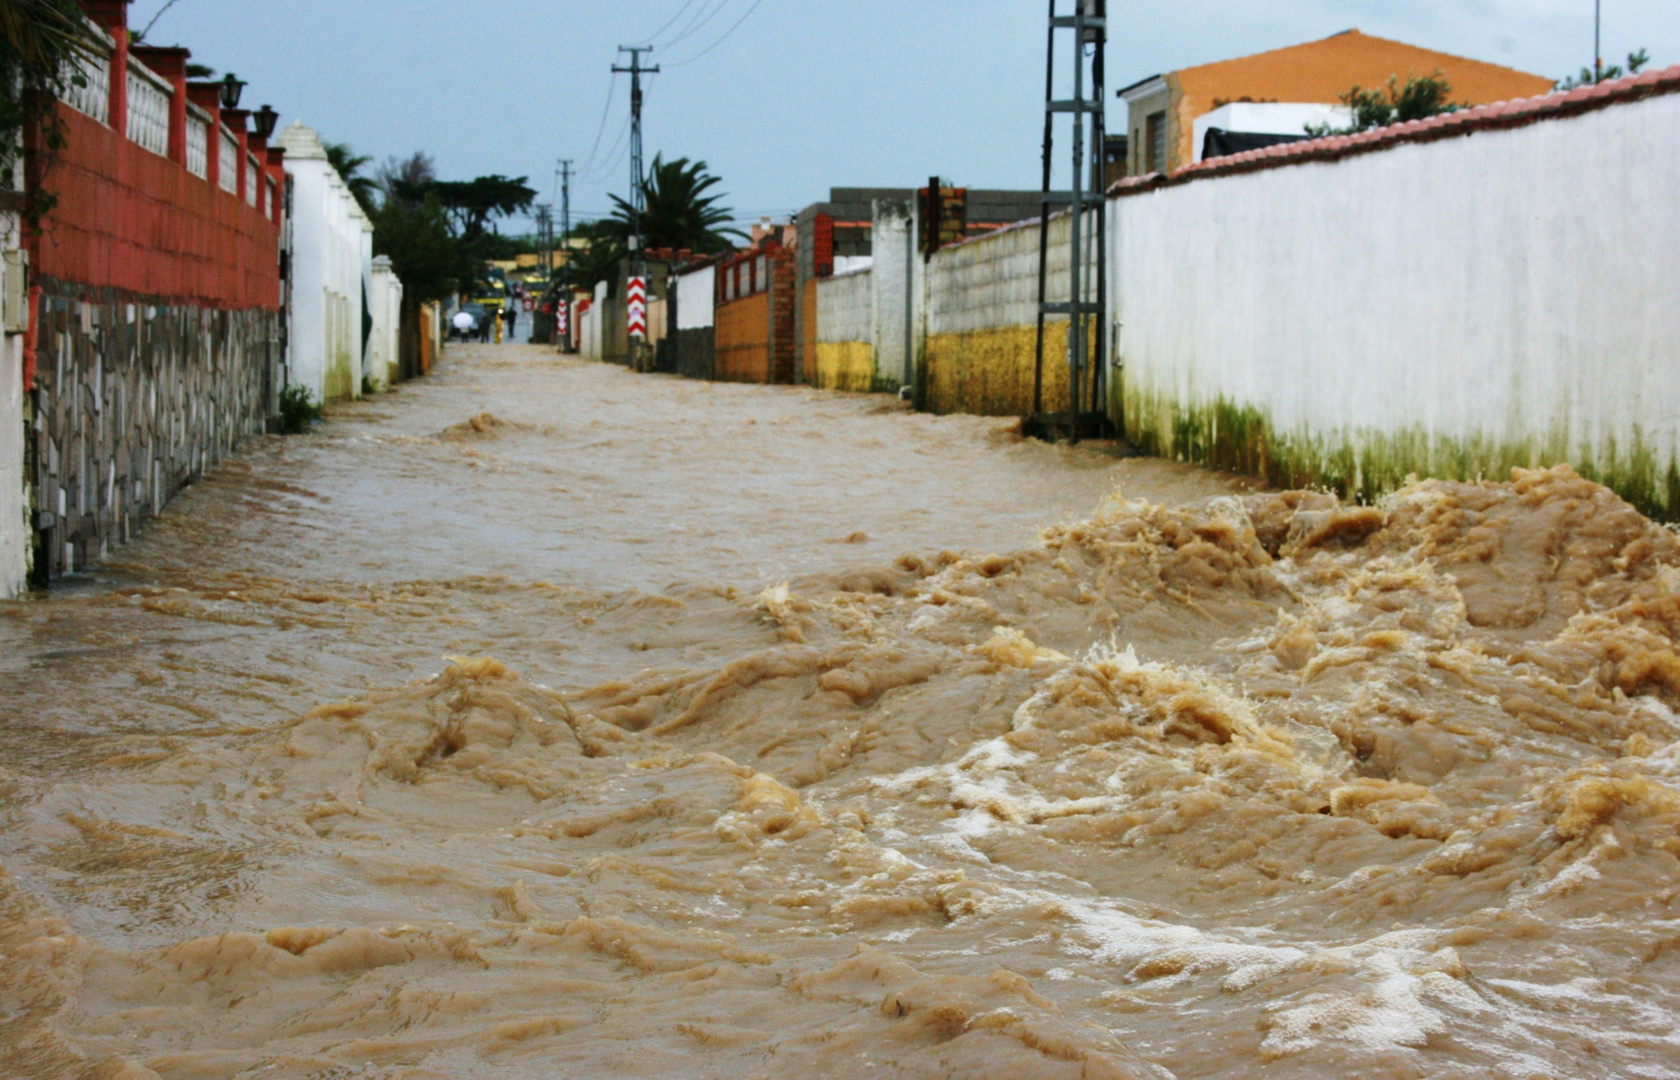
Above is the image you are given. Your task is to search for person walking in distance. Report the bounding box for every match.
[503,303,518,342]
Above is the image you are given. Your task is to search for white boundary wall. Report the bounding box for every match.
[1111,88,1680,512]
[675,264,714,330]
[870,201,913,388]
[0,208,24,597]
[279,122,371,403]
[578,281,606,361]
[366,255,403,392]
[815,267,871,345]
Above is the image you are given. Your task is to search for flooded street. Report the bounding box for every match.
[4,344,1680,1079]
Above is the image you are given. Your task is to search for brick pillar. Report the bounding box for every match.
[86,1,132,139]
[771,246,796,384]
[132,46,189,165]
[813,213,834,278]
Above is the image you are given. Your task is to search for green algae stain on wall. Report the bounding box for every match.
[1121,382,1680,520]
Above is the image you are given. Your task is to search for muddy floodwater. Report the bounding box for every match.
[4,344,1680,1079]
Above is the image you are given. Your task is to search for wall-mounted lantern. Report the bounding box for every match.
[219,72,247,110]
[252,105,279,139]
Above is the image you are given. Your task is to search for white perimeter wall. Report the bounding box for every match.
[676,265,714,330]
[816,267,872,344]
[1112,90,1680,509]
[871,201,913,387]
[1,206,25,596]
[0,316,23,597]
[366,257,403,392]
[280,123,368,403]
[579,281,606,360]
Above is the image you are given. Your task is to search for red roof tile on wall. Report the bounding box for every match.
[1110,63,1680,197]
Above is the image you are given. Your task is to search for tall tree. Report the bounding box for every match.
[605,155,741,254]
[413,175,537,244]
[371,192,456,303]
[375,151,436,206]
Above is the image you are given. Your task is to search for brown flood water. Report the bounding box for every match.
[3,343,1679,1079]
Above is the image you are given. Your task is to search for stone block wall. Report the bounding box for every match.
[29,281,279,580]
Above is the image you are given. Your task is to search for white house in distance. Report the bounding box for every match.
[278,121,372,403]
[1191,102,1354,162]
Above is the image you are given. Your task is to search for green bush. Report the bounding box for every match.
[279,383,322,434]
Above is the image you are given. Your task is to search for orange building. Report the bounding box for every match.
[1119,29,1556,176]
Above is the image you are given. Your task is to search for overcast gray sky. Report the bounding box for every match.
[131,1,1677,232]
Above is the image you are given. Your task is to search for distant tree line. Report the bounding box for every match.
[320,142,746,318]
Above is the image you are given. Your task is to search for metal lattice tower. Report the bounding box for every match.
[1032,0,1108,442]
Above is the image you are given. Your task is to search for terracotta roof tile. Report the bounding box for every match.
[1112,62,1680,197]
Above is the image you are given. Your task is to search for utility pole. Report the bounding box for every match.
[612,47,657,258]
[613,46,658,355]
[557,158,572,274]
[1594,0,1602,83]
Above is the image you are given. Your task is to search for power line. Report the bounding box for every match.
[657,0,735,52]
[577,71,620,176]
[666,0,765,67]
[581,115,631,181]
[640,0,701,47]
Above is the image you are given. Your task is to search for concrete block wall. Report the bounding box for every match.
[814,267,874,392]
[921,210,1095,417]
[1111,71,1680,515]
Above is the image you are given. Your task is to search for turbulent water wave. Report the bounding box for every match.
[5,465,1680,1078]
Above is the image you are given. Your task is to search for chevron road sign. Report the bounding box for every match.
[627,276,647,339]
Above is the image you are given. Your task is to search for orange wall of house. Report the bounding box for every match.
[1171,30,1556,168]
[715,292,770,383]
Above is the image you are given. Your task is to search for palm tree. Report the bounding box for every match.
[606,155,742,255]
[322,141,378,215]
[0,0,103,72]
[0,0,108,221]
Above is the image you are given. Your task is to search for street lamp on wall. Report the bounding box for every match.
[219,72,247,110]
[252,105,279,139]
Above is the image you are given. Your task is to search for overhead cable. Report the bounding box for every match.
[656,0,735,52]
[576,71,621,176]
[665,0,765,67]
[639,0,700,47]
